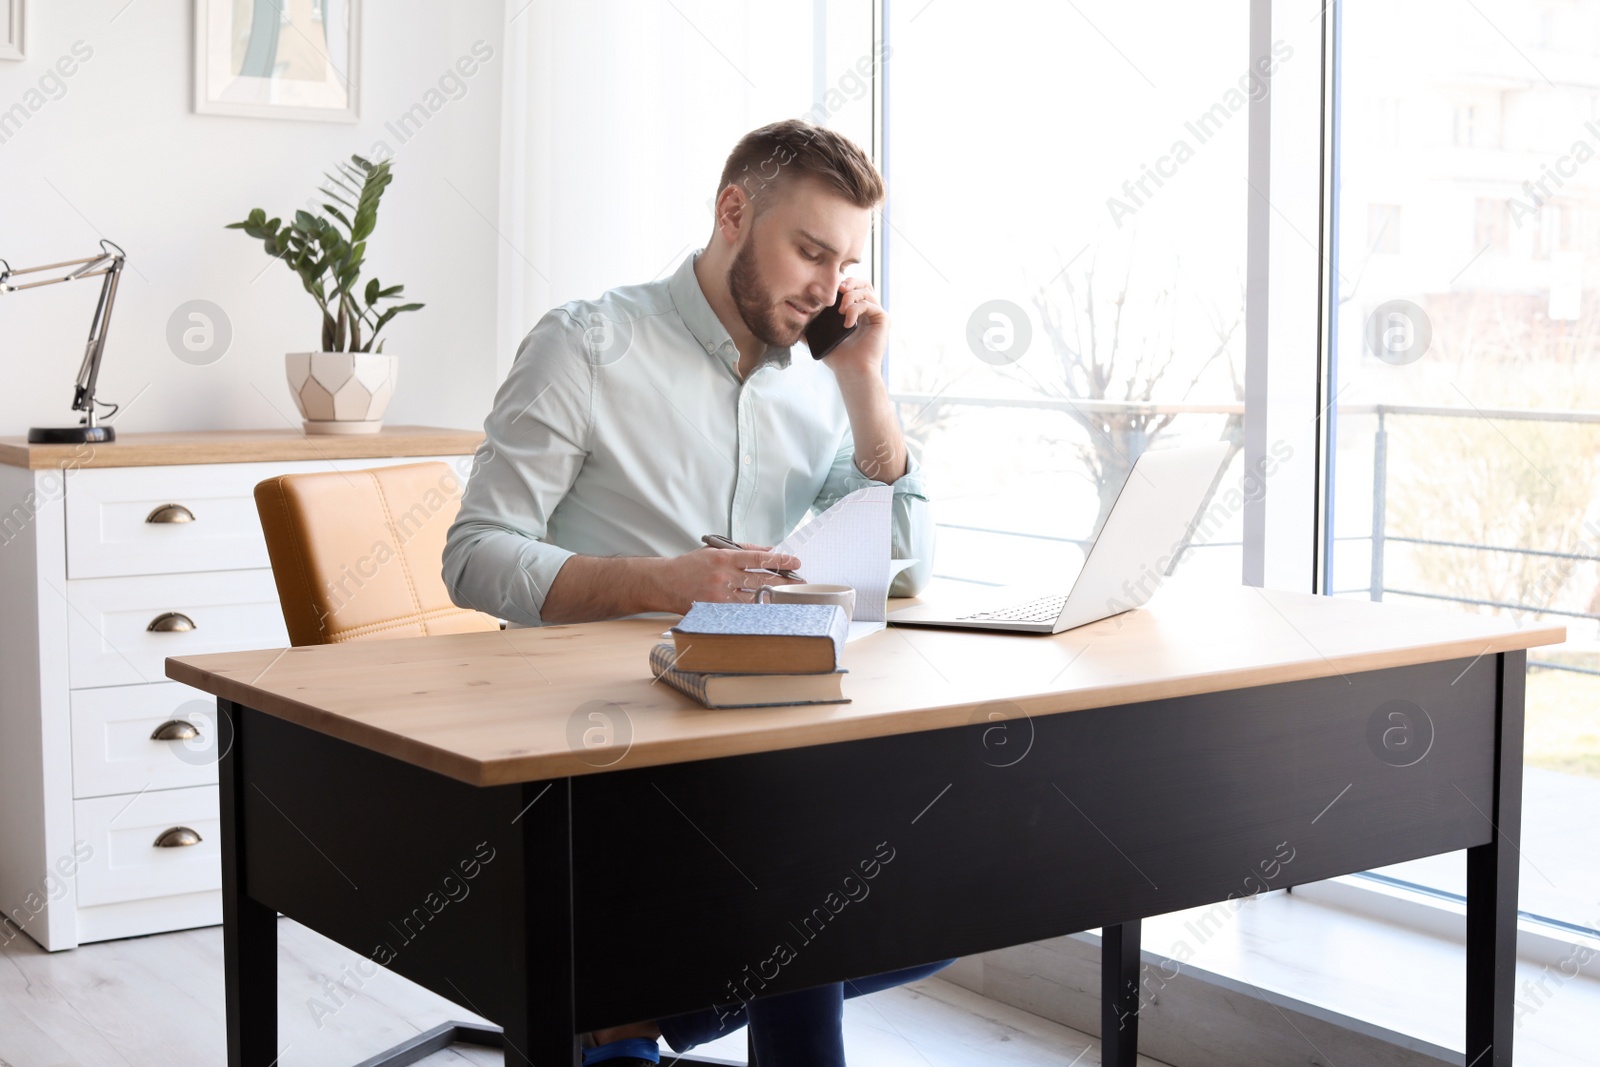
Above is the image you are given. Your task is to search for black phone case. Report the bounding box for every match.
[805,291,855,359]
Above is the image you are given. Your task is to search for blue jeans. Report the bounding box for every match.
[655,958,957,1067]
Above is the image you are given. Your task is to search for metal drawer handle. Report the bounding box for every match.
[145,503,195,524]
[150,719,199,742]
[147,612,196,633]
[153,826,201,848]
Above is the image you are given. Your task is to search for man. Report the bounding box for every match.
[444,121,950,1064]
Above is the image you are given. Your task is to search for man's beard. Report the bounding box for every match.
[728,239,806,351]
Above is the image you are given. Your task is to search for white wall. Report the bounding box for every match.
[0,0,506,437]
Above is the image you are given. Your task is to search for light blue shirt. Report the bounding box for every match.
[443,249,933,626]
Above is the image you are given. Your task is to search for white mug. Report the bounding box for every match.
[768,583,856,620]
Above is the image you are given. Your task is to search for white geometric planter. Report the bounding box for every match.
[285,352,397,435]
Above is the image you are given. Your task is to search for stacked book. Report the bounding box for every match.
[651,601,851,708]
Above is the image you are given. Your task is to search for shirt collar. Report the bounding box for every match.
[668,248,793,375]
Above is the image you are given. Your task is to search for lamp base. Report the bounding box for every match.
[28,425,115,444]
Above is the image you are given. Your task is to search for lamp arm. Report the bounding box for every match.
[71,254,124,423]
[0,239,126,428]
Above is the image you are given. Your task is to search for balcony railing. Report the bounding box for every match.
[889,392,1600,673]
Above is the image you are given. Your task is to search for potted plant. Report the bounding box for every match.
[227,154,423,434]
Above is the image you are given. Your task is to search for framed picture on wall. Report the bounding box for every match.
[2,0,24,61]
[193,0,360,121]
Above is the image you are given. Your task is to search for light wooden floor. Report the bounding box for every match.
[0,917,1169,1066]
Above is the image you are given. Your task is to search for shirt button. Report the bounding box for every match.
[742,454,752,465]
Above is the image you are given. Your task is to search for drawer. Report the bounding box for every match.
[66,456,469,579]
[67,569,288,688]
[67,463,278,579]
[71,682,224,799]
[74,785,220,907]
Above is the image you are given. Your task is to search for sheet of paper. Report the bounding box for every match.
[775,485,897,622]
[847,621,886,642]
[888,557,918,584]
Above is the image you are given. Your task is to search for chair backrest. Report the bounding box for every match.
[254,461,501,647]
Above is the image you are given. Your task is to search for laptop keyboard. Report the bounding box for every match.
[959,594,1068,624]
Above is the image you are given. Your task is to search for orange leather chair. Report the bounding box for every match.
[253,461,501,646]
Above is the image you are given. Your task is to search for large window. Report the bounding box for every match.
[882,0,1599,941]
[1326,0,1600,934]
[882,0,1255,591]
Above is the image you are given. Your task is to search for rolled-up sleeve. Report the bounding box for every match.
[443,309,593,626]
[813,431,934,597]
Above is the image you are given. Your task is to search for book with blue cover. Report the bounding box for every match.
[649,642,849,708]
[669,601,849,674]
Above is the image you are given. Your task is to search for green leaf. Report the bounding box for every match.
[322,204,353,232]
[370,301,424,340]
[321,172,361,201]
[364,278,380,305]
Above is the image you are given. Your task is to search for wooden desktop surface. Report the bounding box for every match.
[166,580,1565,787]
[0,425,484,469]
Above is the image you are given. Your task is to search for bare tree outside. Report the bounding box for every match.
[1022,253,1245,536]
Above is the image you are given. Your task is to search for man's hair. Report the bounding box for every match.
[716,119,884,218]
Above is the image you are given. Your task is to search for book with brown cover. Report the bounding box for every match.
[648,643,849,708]
[669,601,849,674]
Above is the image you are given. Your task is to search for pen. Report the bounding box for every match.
[700,533,803,581]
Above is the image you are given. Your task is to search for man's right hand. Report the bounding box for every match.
[536,544,804,624]
[653,543,802,614]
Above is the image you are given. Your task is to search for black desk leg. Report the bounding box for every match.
[1101,919,1142,1067]
[1466,651,1525,1067]
[219,699,280,1067]
[502,778,582,1067]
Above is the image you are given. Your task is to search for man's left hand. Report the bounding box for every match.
[812,277,908,484]
[819,277,888,381]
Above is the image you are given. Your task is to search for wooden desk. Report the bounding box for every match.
[169,582,1563,1067]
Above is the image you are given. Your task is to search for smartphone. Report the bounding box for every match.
[804,289,855,360]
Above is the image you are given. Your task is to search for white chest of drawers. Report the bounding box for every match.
[0,427,480,950]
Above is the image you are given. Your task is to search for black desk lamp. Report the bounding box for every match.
[0,238,126,444]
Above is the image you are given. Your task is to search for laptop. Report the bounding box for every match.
[888,440,1232,634]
